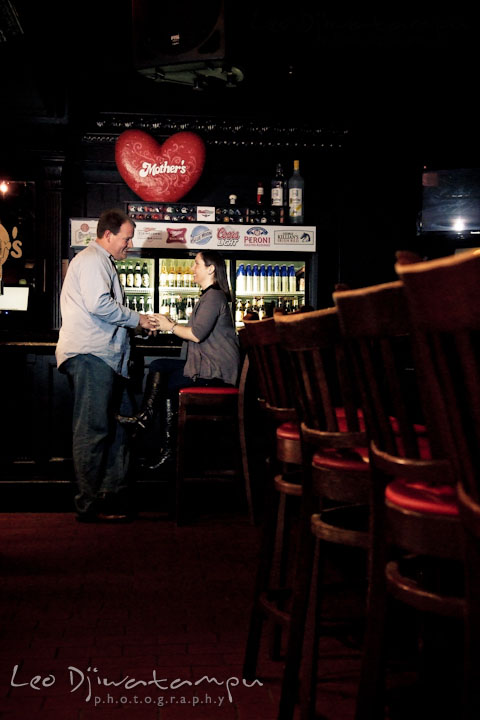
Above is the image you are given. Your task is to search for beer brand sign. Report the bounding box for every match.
[115,130,206,202]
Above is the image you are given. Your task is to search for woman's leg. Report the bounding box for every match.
[116,358,186,432]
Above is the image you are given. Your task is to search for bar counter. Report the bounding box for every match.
[0,329,183,479]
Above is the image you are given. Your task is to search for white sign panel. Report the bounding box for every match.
[70,219,316,253]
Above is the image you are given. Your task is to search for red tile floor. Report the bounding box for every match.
[0,492,464,720]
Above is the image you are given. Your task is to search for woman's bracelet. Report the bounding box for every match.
[170,321,177,334]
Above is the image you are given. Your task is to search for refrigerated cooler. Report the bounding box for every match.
[69,217,317,340]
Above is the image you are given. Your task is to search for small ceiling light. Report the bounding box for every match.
[0,181,8,195]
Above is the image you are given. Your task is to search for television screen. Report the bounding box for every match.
[420,168,480,234]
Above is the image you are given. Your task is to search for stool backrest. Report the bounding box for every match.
[333,280,436,463]
[398,250,480,502]
[241,317,296,423]
[273,307,366,450]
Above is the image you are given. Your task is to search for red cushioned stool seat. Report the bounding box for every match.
[386,478,459,517]
[179,387,239,395]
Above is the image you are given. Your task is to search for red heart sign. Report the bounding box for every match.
[115,130,206,202]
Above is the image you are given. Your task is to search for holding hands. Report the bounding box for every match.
[153,313,176,333]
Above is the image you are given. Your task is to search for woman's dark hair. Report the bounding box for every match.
[200,250,232,301]
[97,209,135,238]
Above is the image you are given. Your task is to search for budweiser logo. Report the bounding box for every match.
[139,161,187,178]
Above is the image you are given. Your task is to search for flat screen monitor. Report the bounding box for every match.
[0,286,30,311]
[420,168,480,235]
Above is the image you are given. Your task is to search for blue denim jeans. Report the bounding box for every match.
[63,354,134,515]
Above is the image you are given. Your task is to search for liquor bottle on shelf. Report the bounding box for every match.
[289,265,297,293]
[132,296,138,312]
[146,296,154,314]
[126,263,134,288]
[141,263,150,288]
[288,159,304,224]
[281,265,289,293]
[160,261,168,288]
[118,261,127,287]
[139,296,145,313]
[256,181,264,206]
[125,296,130,309]
[134,262,142,288]
[271,163,286,207]
[185,297,193,320]
[244,299,251,315]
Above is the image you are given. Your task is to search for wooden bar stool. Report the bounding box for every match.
[334,280,465,720]
[241,317,304,681]
[398,250,480,719]
[175,385,244,525]
[274,307,370,720]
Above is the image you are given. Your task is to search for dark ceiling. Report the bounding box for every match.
[1,1,479,159]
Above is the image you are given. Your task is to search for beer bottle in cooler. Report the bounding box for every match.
[258,297,265,320]
[126,263,134,288]
[118,261,127,287]
[141,262,150,288]
[235,299,244,324]
[160,261,168,287]
[134,261,142,288]
[168,262,176,288]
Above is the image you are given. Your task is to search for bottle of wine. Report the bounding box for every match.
[146,296,154,314]
[288,160,304,224]
[271,163,286,207]
[256,181,264,206]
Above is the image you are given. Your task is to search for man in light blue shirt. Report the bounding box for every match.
[56,208,157,522]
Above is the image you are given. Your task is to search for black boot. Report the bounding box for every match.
[142,397,177,471]
[116,371,163,433]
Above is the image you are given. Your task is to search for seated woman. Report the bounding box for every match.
[117,250,240,468]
